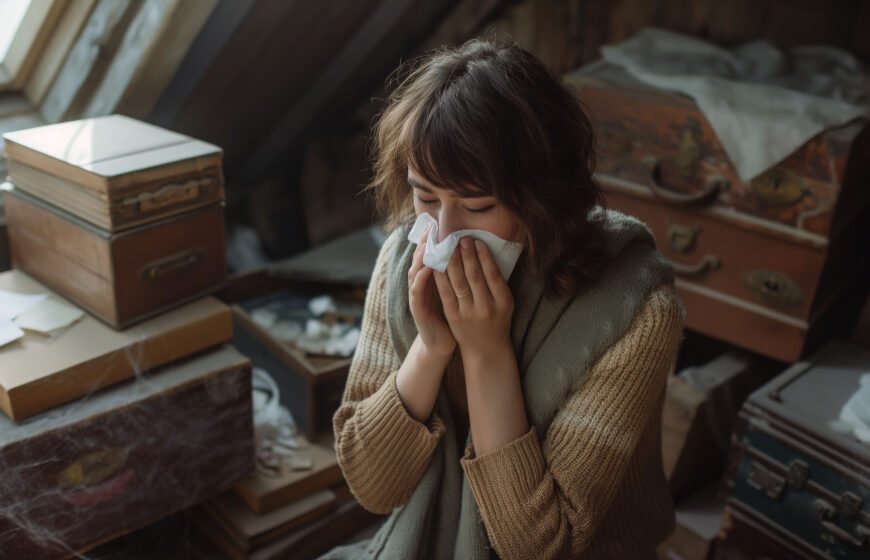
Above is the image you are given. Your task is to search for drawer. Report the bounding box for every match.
[5,187,227,328]
[603,187,826,322]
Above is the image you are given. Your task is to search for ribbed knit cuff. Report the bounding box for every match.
[460,427,546,524]
[337,370,445,511]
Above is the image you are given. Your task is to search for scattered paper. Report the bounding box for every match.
[0,320,24,348]
[0,289,47,320]
[14,299,85,335]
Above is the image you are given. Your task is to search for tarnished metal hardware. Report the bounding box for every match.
[840,492,864,517]
[141,248,204,281]
[742,269,803,308]
[751,166,807,207]
[666,222,700,253]
[675,119,702,178]
[667,255,721,277]
[786,459,810,489]
[747,461,786,500]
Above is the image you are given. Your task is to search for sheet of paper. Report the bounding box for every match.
[0,289,47,320]
[0,320,24,348]
[13,299,84,335]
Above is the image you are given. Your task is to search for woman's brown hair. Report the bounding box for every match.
[367,38,609,299]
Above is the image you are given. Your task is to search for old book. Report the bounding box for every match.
[233,434,343,514]
[198,487,339,551]
[0,269,232,421]
[192,497,379,560]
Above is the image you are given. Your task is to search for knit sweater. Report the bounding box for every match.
[333,230,684,559]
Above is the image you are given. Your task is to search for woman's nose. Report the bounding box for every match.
[436,210,461,243]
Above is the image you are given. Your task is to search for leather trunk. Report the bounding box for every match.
[565,65,870,361]
[721,339,870,559]
[0,345,255,559]
[3,186,227,328]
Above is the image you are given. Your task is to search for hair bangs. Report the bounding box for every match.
[403,91,497,198]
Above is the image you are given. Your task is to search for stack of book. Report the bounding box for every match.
[192,434,380,560]
[0,115,254,559]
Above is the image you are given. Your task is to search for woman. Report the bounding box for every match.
[321,38,685,559]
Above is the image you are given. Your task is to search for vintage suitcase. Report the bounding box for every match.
[3,185,227,328]
[2,114,224,232]
[0,345,255,560]
[565,64,870,362]
[720,339,870,559]
[0,269,232,421]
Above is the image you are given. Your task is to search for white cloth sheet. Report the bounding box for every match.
[596,28,870,181]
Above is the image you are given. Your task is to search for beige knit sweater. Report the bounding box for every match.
[333,232,684,559]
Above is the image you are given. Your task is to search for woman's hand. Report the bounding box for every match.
[408,226,457,358]
[433,237,515,365]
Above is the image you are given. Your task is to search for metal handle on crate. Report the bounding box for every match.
[665,255,721,277]
[141,248,203,280]
[647,159,723,206]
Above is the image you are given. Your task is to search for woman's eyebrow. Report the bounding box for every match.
[407,176,432,192]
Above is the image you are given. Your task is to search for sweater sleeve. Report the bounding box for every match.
[460,284,685,559]
[332,229,446,514]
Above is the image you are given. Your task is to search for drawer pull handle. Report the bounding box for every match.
[647,160,722,206]
[667,254,721,277]
[141,249,204,281]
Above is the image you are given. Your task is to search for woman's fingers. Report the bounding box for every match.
[474,240,512,302]
[433,269,457,315]
[446,244,472,305]
[459,237,490,303]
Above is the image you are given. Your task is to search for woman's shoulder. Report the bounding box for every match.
[593,282,685,374]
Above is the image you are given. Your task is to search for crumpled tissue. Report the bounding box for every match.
[407,212,524,280]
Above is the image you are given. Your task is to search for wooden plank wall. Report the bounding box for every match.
[292,0,870,248]
[485,0,870,76]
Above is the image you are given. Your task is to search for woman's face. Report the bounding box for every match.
[408,167,521,243]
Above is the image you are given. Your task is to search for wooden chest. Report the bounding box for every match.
[720,339,870,559]
[565,66,870,361]
[3,186,227,328]
[0,345,255,559]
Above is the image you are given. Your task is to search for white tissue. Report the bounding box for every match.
[407,213,523,280]
[832,373,870,444]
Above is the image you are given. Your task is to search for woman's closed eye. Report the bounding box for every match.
[415,195,494,213]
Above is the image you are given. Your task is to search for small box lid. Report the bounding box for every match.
[3,114,221,179]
